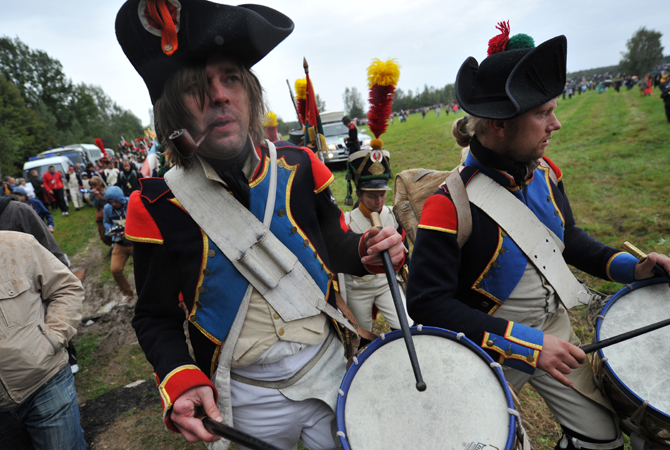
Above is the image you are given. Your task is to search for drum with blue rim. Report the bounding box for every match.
[336,326,526,450]
[593,278,670,448]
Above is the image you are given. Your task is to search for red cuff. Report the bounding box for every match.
[157,365,217,432]
[359,231,406,274]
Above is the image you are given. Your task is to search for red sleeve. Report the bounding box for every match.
[418,193,458,234]
[301,147,335,193]
[156,365,217,432]
[125,191,164,244]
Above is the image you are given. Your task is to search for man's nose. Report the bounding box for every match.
[550,113,561,131]
[208,78,229,105]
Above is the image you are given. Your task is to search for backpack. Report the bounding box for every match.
[393,158,559,249]
[392,167,472,249]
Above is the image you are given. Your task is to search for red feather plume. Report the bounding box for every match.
[367,85,396,139]
[487,21,510,56]
[94,138,107,157]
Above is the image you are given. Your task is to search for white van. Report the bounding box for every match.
[23,155,75,181]
[65,143,105,165]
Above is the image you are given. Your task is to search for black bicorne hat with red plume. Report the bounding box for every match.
[116,0,294,104]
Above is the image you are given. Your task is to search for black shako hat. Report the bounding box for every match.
[344,148,392,205]
[455,27,567,120]
[115,0,294,104]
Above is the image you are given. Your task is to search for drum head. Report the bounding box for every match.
[337,327,515,450]
[598,279,670,420]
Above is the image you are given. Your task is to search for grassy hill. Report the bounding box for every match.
[330,87,670,292]
[62,85,669,449]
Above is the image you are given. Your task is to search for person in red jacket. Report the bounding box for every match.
[42,166,69,216]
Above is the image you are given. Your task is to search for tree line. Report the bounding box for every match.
[0,37,145,177]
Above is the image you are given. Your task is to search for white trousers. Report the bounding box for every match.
[68,187,82,209]
[230,379,339,450]
[503,311,619,441]
[343,274,404,331]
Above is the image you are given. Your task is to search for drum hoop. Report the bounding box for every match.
[595,277,670,423]
[336,326,518,450]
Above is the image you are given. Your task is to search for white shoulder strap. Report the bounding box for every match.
[466,173,592,309]
[164,143,355,332]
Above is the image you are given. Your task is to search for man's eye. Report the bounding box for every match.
[227,75,240,83]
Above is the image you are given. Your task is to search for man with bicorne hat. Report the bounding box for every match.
[115,0,404,448]
[406,22,670,450]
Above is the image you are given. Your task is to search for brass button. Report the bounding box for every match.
[499,248,507,254]
[278,328,285,336]
[486,340,494,347]
[304,239,310,247]
[475,282,482,289]
[191,315,197,322]
[198,286,205,294]
[195,301,202,307]
[504,349,513,357]
[203,269,210,276]
[328,273,333,280]
[208,249,215,257]
[273,313,280,320]
[480,301,489,308]
[527,355,535,363]
[278,209,286,217]
[547,196,552,202]
[277,161,284,169]
[291,227,297,234]
[491,261,499,268]
[500,230,507,237]
[164,43,173,52]
[321,263,324,270]
[313,250,318,258]
[483,273,491,278]
[554,210,559,216]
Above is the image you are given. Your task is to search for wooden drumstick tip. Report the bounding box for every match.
[623,241,647,261]
[370,212,383,229]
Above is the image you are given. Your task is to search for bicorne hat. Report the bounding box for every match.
[115,0,294,104]
[455,22,567,120]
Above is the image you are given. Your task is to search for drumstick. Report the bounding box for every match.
[200,417,285,450]
[370,212,427,392]
[580,316,670,354]
[623,241,670,279]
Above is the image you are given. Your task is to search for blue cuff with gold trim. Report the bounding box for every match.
[607,252,638,283]
[482,322,543,374]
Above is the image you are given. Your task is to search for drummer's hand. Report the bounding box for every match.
[362,226,404,266]
[171,386,223,443]
[634,252,670,281]
[537,334,586,388]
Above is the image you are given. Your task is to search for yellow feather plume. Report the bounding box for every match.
[294,79,307,100]
[264,111,278,127]
[366,58,401,88]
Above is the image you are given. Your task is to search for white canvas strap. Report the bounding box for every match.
[164,142,356,332]
[466,173,592,310]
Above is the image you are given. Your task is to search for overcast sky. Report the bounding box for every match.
[1,0,668,129]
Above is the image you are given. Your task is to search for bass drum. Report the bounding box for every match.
[336,326,527,450]
[593,278,670,448]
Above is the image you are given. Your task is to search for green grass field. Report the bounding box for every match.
[62,86,669,449]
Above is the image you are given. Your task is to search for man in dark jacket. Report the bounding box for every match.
[342,116,360,154]
[116,1,403,447]
[407,24,670,450]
